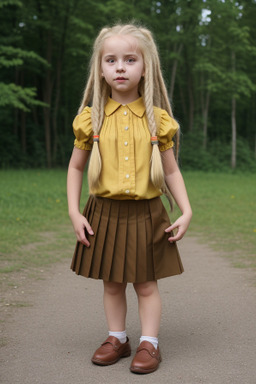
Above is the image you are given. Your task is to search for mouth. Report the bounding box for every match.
[115,77,127,81]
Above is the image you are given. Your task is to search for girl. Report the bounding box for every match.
[67,23,192,374]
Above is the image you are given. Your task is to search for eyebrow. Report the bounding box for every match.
[103,52,140,59]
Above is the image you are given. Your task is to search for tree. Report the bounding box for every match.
[207,0,256,168]
[0,0,256,169]
[0,2,47,112]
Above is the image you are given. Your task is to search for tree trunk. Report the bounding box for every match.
[43,32,53,168]
[21,111,26,154]
[52,7,70,164]
[20,70,26,154]
[169,43,183,103]
[52,59,61,164]
[14,68,19,136]
[203,91,211,149]
[231,96,236,169]
[254,134,256,160]
[179,82,187,123]
[231,51,236,169]
[188,72,194,131]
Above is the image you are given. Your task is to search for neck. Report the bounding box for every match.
[111,90,140,105]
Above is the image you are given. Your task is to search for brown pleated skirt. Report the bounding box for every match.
[70,195,184,283]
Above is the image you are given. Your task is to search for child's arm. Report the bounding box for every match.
[161,148,192,242]
[67,147,94,247]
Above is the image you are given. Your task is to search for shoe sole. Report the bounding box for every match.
[130,355,162,374]
[130,365,159,374]
[91,351,131,366]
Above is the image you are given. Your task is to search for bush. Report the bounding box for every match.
[179,131,256,172]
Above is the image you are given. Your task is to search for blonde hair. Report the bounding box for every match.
[79,23,179,203]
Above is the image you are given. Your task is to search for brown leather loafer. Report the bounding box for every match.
[91,336,131,366]
[130,341,161,374]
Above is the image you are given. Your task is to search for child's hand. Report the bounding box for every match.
[165,213,192,243]
[70,212,94,247]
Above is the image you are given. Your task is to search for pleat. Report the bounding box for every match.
[99,202,119,281]
[124,201,137,282]
[145,206,155,280]
[79,196,102,276]
[70,195,95,274]
[149,197,184,279]
[89,198,111,279]
[70,241,80,273]
[138,201,154,282]
[109,202,128,283]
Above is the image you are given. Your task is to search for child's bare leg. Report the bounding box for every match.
[133,281,161,337]
[91,281,130,366]
[103,281,127,331]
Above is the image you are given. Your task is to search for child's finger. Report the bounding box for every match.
[81,237,90,247]
[167,228,185,243]
[165,223,176,233]
[84,220,94,236]
[76,228,90,247]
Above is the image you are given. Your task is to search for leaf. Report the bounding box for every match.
[0,0,22,8]
[0,83,48,111]
[0,46,49,68]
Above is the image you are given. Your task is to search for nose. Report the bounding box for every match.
[116,59,125,72]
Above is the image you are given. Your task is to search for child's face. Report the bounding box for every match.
[101,35,144,103]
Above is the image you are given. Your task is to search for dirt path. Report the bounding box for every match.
[1,237,256,384]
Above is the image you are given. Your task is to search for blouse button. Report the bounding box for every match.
[126,174,130,178]
[125,190,130,194]
[124,126,129,131]
[124,141,128,146]
[124,111,127,116]
[125,156,128,161]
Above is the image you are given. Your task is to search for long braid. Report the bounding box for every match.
[139,27,178,210]
[143,54,165,191]
[86,28,111,191]
[88,61,109,191]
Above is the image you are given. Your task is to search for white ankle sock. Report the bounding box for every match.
[108,330,127,344]
[140,336,158,350]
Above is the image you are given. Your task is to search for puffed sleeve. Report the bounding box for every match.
[73,106,93,151]
[157,109,179,152]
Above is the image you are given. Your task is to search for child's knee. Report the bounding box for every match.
[103,281,127,296]
[133,281,158,297]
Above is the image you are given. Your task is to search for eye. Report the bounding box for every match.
[126,57,136,63]
[107,58,115,63]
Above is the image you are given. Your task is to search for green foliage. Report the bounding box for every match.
[0,0,22,8]
[0,0,49,116]
[0,46,49,68]
[0,83,47,111]
[0,0,255,169]
[179,132,256,172]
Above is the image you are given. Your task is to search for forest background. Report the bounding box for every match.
[0,0,256,171]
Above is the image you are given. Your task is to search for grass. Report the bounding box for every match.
[0,169,73,251]
[176,171,256,269]
[0,169,80,277]
[0,169,255,280]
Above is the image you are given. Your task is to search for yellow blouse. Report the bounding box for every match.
[73,97,179,200]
